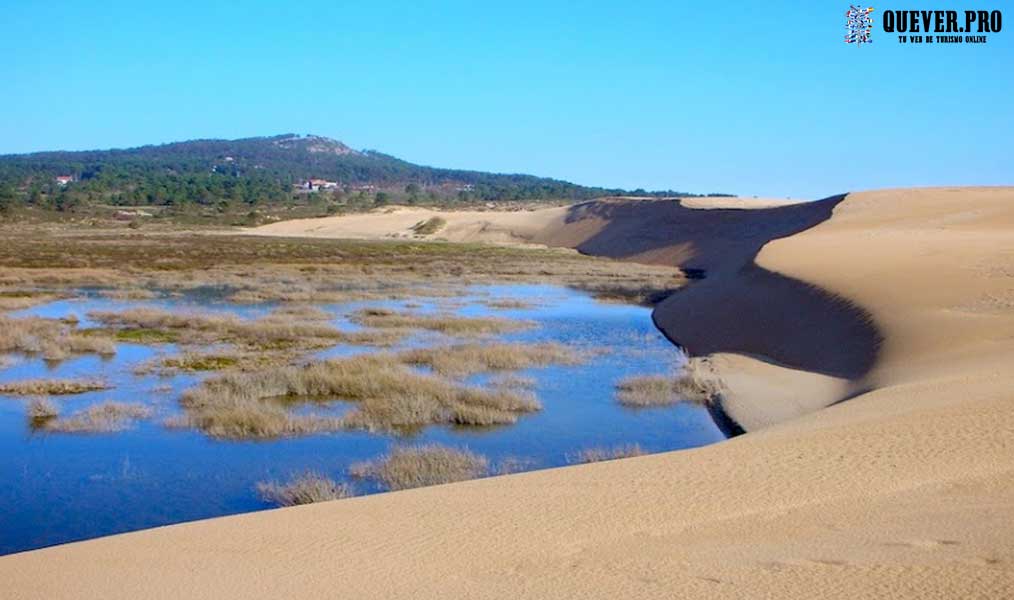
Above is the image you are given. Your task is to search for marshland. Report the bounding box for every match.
[0,226,725,554]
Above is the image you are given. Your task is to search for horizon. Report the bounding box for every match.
[3,1,1012,198]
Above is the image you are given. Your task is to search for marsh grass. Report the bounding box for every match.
[0,316,117,360]
[0,379,110,396]
[615,358,723,407]
[160,352,240,371]
[481,298,534,310]
[89,307,400,349]
[488,373,537,391]
[38,401,152,433]
[0,292,61,312]
[178,354,540,439]
[350,444,488,490]
[26,397,58,422]
[269,304,332,321]
[109,328,180,344]
[0,229,684,310]
[256,472,353,506]
[398,343,583,376]
[569,444,645,463]
[349,308,533,336]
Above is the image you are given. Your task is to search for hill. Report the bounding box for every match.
[0,134,728,214]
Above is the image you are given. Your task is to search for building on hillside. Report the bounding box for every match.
[304,178,339,191]
[55,175,74,186]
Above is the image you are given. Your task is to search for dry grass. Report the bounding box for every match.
[268,304,332,321]
[569,444,645,463]
[0,379,109,396]
[38,401,151,433]
[256,472,353,506]
[159,352,240,371]
[398,343,583,376]
[0,226,685,312]
[350,444,488,490]
[89,307,400,349]
[178,354,540,439]
[488,373,537,390]
[0,292,61,312]
[98,288,158,300]
[482,298,534,310]
[26,397,58,420]
[615,376,678,407]
[615,358,723,407]
[0,316,117,360]
[349,308,533,336]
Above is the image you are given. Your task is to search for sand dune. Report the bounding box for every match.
[248,205,571,245]
[3,187,1013,599]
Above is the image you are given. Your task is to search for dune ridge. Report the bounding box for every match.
[3,187,1013,599]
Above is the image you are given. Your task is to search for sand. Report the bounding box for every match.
[248,205,571,245]
[3,187,1013,599]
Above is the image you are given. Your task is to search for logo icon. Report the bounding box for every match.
[846,6,875,45]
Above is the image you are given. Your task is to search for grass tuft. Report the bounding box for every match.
[569,444,645,463]
[0,379,110,396]
[26,397,59,422]
[398,342,583,376]
[178,354,540,439]
[256,471,353,506]
[89,307,400,350]
[38,401,151,433]
[350,308,532,336]
[350,444,488,490]
[615,358,723,407]
[0,316,117,360]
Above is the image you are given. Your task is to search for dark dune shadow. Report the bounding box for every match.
[541,196,882,380]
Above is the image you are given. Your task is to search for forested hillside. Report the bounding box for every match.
[0,134,729,215]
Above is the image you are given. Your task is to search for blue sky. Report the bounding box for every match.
[2,1,1011,198]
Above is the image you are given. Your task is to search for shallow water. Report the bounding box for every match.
[0,284,724,555]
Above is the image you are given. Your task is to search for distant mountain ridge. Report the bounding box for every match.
[0,134,730,211]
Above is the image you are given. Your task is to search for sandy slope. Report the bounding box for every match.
[3,187,1014,599]
[247,205,571,245]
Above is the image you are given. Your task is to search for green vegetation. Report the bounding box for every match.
[0,134,732,220]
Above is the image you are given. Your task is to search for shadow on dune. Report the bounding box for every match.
[541,196,882,380]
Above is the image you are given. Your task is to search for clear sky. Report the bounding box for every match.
[2,0,1011,198]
